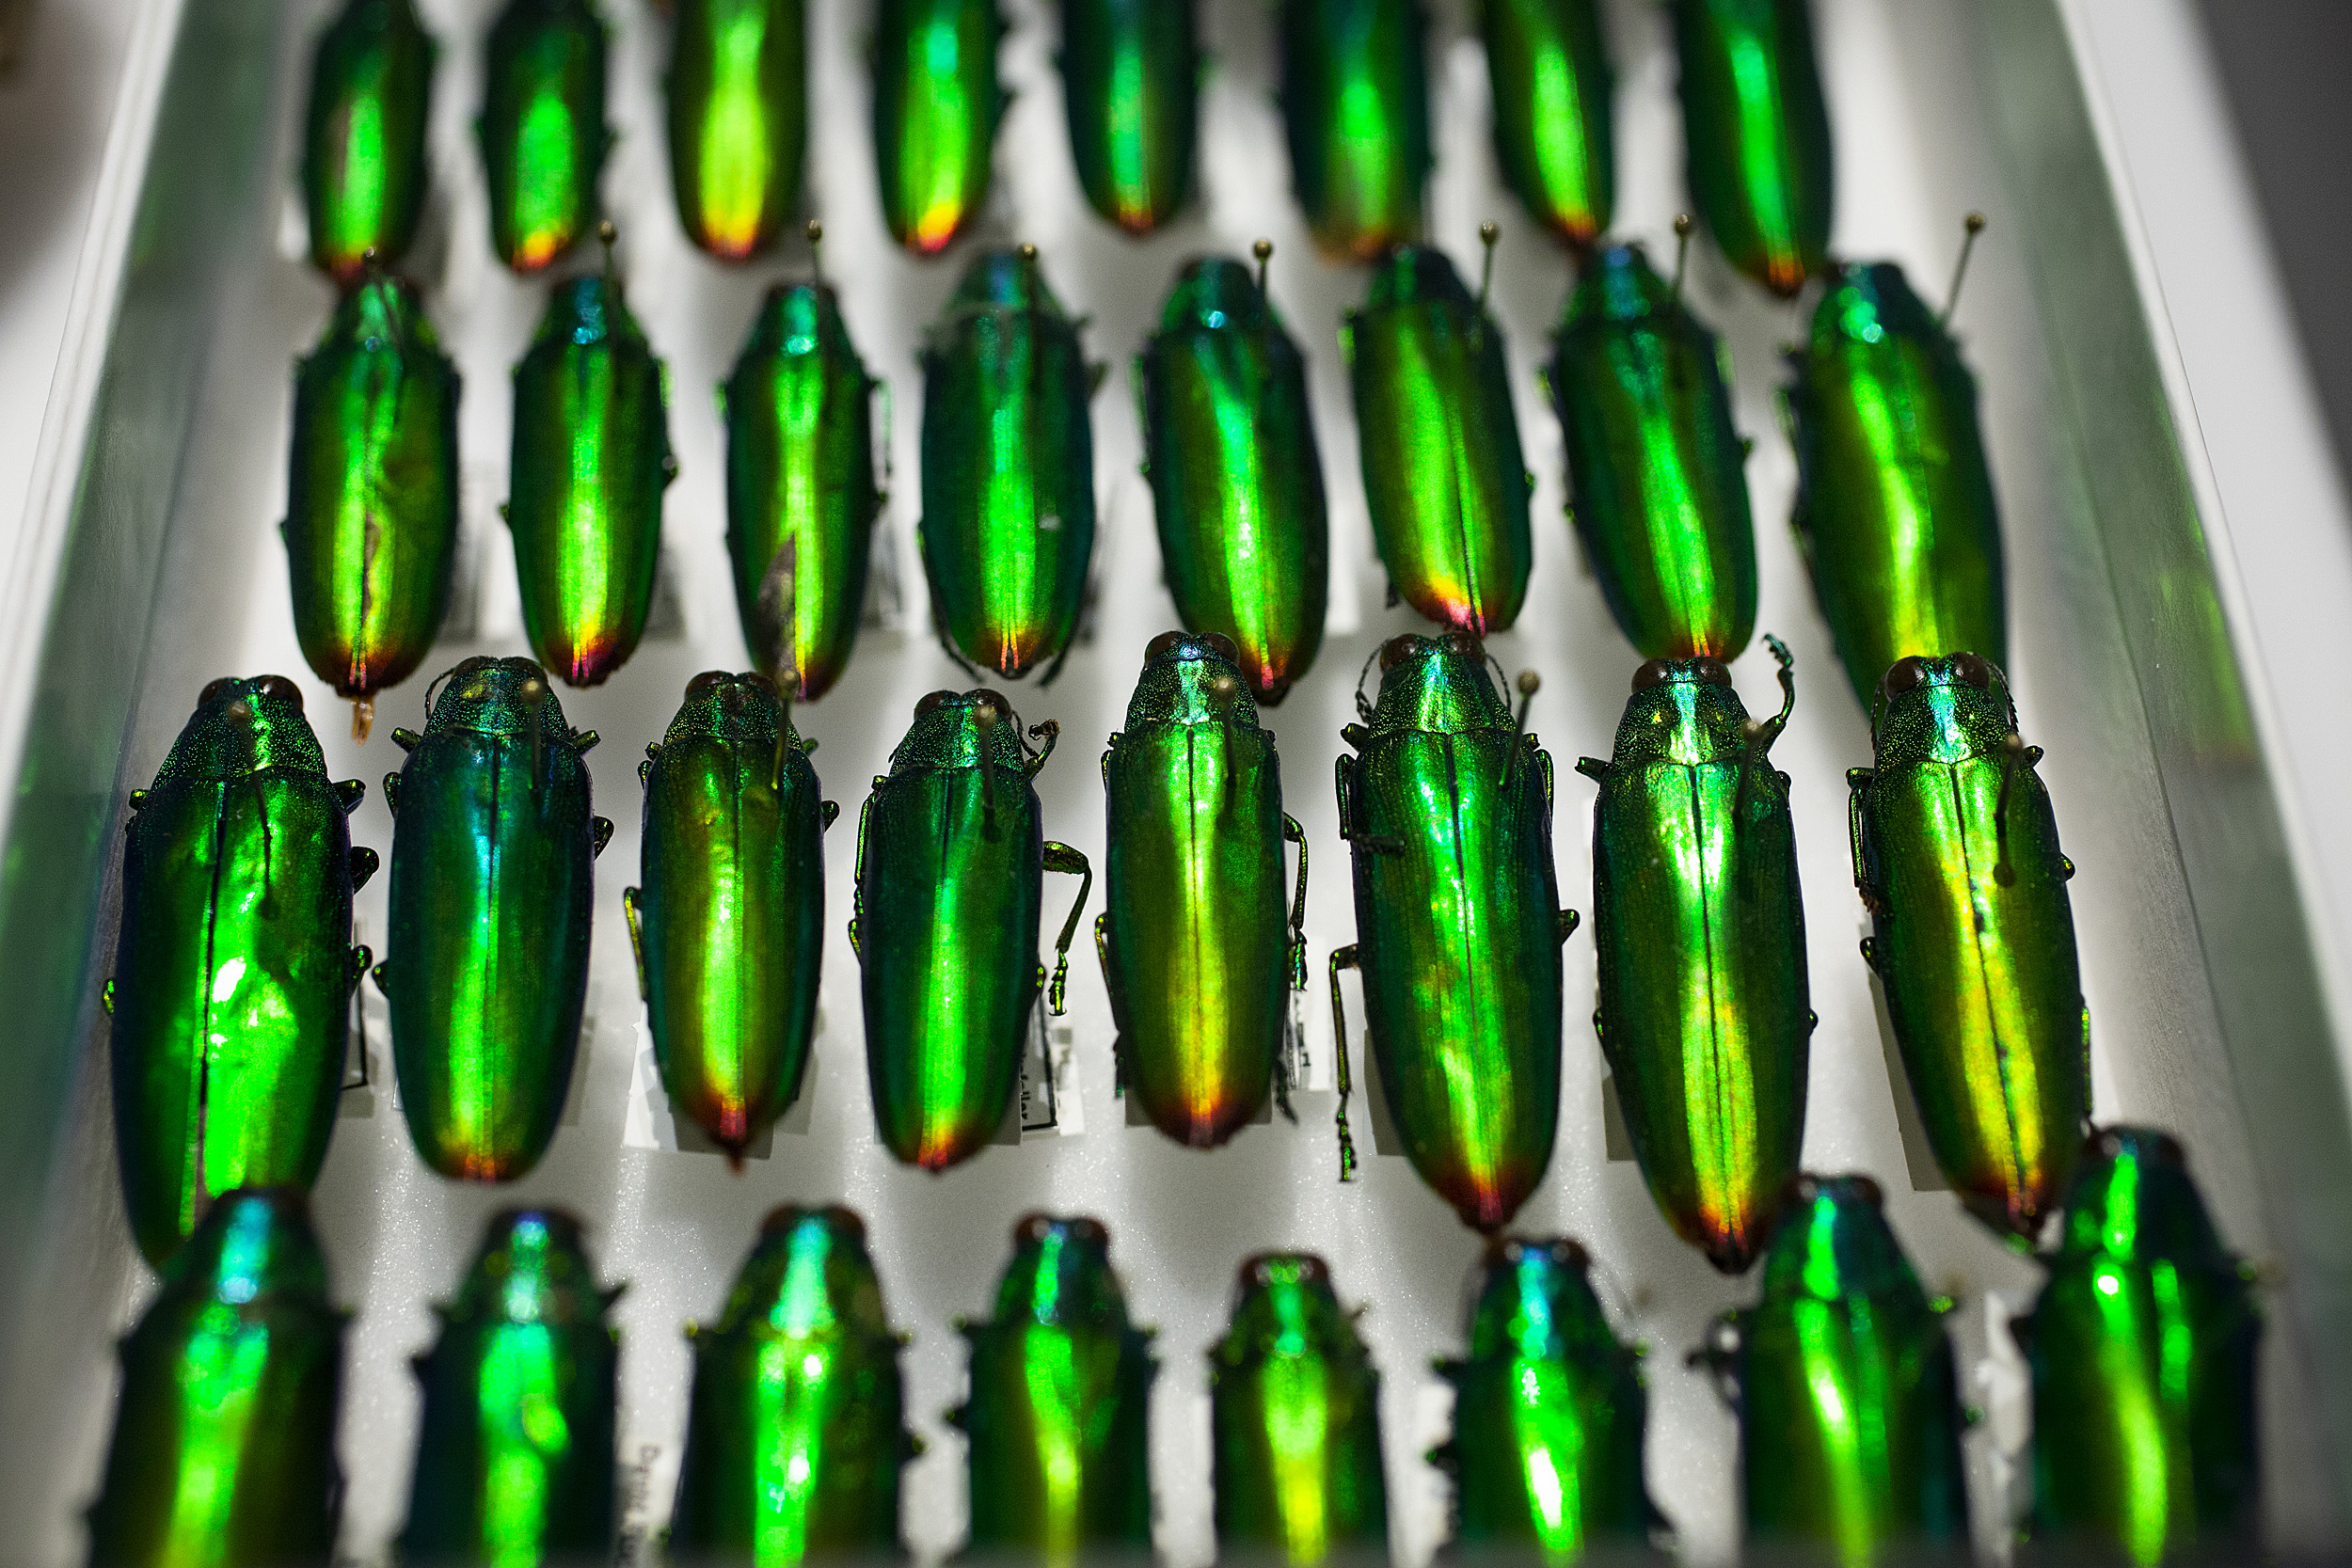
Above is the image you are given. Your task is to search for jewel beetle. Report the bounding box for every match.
[1850,652,2086,1242]
[626,672,835,1163]
[2019,1127,2262,1564]
[918,245,1098,684]
[850,688,1091,1171]
[1279,0,1430,261]
[667,0,804,261]
[1434,1236,1655,1560]
[378,657,610,1182]
[86,1190,346,1567]
[1547,240,1756,662]
[1482,0,1613,251]
[479,0,609,273]
[1136,246,1328,705]
[1099,631,1308,1149]
[1344,233,1534,640]
[104,676,373,1267]
[1785,245,2007,710]
[1578,643,1808,1273]
[723,235,885,703]
[402,1209,621,1563]
[507,245,676,689]
[301,0,435,283]
[671,1205,915,1560]
[955,1214,1156,1559]
[1211,1253,1389,1562]
[1331,631,1574,1231]
[1670,0,1833,298]
[870,0,1005,256]
[1696,1175,1971,1560]
[284,270,461,742]
[1061,0,1197,235]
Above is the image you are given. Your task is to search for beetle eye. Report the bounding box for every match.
[971,689,1013,719]
[1851,1175,1886,1209]
[1439,629,1483,661]
[1014,1212,1055,1244]
[818,1204,865,1240]
[745,672,781,698]
[1201,631,1240,664]
[686,670,732,701]
[1691,657,1732,687]
[1881,656,1930,702]
[914,689,958,718]
[1949,652,1995,690]
[1630,659,1676,692]
[1068,1216,1108,1247]
[1378,634,1423,672]
[252,674,306,711]
[199,676,240,706]
[1145,630,1187,662]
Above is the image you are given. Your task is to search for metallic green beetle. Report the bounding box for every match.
[480,0,608,273]
[379,657,610,1181]
[1786,258,2007,710]
[403,1209,621,1564]
[1578,644,1807,1273]
[918,245,1098,683]
[870,0,1004,256]
[668,0,804,261]
[285,272,461,742]
[1344,237,1534,640]
[956,1214,1156,1561]
[508,261,675,689]
[1434,1237,1654,1560]
[851,689,1091,1170]
[1279,0,1429,261]
[1136,248,1328,705]
[1061,0,1196,235]
[86,1190,346,1567]
[1670,0,1833,299]
[723,254,884,702]
[1547,241,1756,662]
[1211,1253,1388,1563]
[1099,631,1307,1149]
[626,673,834,1162]
[672,1206,915,1562]
[2020,1127,2262,1565]
[301,0,434,283]
[1332,632,1574,1230]
[105,677,373,1267]
[1700,1175,1970,1565]
[1851,653,2085,1242]
[1482,0,1612,251]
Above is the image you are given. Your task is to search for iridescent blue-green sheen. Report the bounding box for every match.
[1060,0,1197,234]
[1482,0,1613,250]
[86,1190,346,1568]
[1278,0,1430,261]
[402,1209,621,1564]
[1670,0,1832,299]
[956,1214,1156,1562]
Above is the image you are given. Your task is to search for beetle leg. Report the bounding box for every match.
[1846,770,1886,914]
[348,846,379,892]
[1041,842,1092,1016]
[849,794,876,959]
[592,816,614,857]
[383,771,403,816]
[1025,719,1061,778]
[1333,757,1355,838]
[1575,755,1610,782]
[101,978,115,1016]
[821,800,840,830]
[1282,815,1310,990]
[333,778,366,814]
[1556,909,1580,944]
[621,888,649,1001]
[1093,911,1127,1092]
[1327,945,1361,1182]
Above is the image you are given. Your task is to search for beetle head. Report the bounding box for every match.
[2058,1126,2234,1271]
[667,670,794,749]
[159,674,326,784]
[421,657,578,744]
[993,1214,1131,1331]
[1463,1236,1617,1365]
[1868,651,2017,759]
[744,1205,894,1338]
[1216,1252,1354,1365]
[1756,1174,1922,1307]
[897,687,1040,775]
[1357,631,1512,735]
[1126,631,1257,728]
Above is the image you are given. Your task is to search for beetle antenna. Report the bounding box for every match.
[1942,212,1987,325]
[1743,635,1797,763]
[1502,670,1540,789]
[1476,221,1499,312]
[1253,237,1273,295]
[1352,644,1382,722]
[806,218,824,281]
[1994,731,2026,887]
[1671,214,1694,303]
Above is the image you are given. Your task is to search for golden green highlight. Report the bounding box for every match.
[673,1207,914,1562]
[958,1215,1156,1563]
[480,0,608,273]
[1436,1239,1653,1561]
[403,1210,621,1565]
[1061,0,1197,234]
[1100,632,1305,1148]
[380,657,606,1182]
[87,1191,346,1566]
[628,673,832,1161]
[870,0,1004,255]
[1579,647,1807,1273]
[1706,1176,1969,1565]
[1344,244,1533,639]
[1334,632,1572,1230]
[668,0,804,261]
[2023,1128,2262,1564]
[301,0,434,281]
[107,679,372,1266]
[1482,0,1613,250]
[1670,0,1832,298]
[1851,653,2086,1240]
[1278,0,1430,260]
[1785,261,2007,709]
[1548,242,1756,662]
